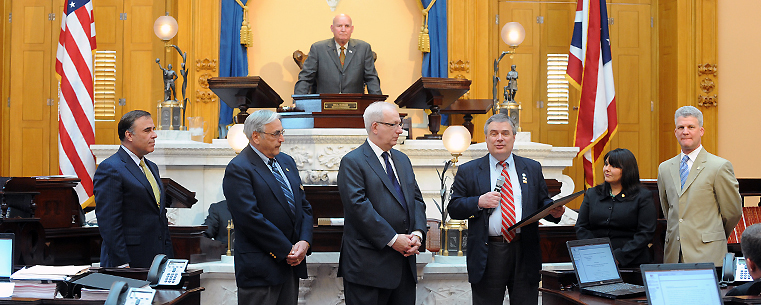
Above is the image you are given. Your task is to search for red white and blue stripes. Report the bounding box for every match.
[55,0,96,207]
[567,0,617,187]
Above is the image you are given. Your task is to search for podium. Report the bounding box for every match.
[281,93,388,128]
[208,76,284,123]
[394,77,471,139]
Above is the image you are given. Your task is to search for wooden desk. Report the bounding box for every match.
[539,269,761,305]
[0,287,203,304]
[539,288,645,305]
[540,269,646,305]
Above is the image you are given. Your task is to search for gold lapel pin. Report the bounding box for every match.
[285,168,290,172]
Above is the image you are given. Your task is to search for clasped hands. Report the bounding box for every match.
[391,234,421,257]
[286,240,309,266]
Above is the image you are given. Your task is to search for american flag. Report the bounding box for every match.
[55,0,96,207]
[566,0,617,187]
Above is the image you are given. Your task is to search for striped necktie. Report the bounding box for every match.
[139,159,161,207]
[499,161,516,242]
[269,159,296,214]
[680,155,690,189]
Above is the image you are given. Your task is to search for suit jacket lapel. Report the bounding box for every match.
[476,156,491,196]
[243,146,295,220]
[343,39,356,69]
[514,155,531,217]
[326,40,342,71]
[362,142,405,209]
[681,149,707,196]
[276,154,300,220]
[118,147,159,208]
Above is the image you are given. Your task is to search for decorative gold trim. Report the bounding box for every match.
[196,90,218,104]
[699,77,715,93]
[449,60,470,73]
[697,63,717,76]
[196,58,218,72]
[198,73,212,89]
[697,94,718,107]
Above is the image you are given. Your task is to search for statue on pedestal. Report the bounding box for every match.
[156,59,177,101]
[504,65,518,103]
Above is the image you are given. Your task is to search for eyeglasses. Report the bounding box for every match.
[375,121,403,129]
[259,129,285,137]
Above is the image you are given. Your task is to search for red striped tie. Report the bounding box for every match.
[499,161,516,242]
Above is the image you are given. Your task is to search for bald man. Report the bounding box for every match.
[294,14,381,95]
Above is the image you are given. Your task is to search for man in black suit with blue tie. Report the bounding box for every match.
[223,110,313,305]
[337,101,427,305]
[448,113,564,304]
[94,110,173,268]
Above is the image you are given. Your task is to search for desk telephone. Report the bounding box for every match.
[147,254,189,287]
[104,281,156,305]
[723,253,753,283]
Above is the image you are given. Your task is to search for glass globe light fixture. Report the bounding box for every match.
[227,124,248,154]
[154,15,178,41]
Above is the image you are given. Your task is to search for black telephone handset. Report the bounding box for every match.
[104,280,156,305]
[723,252,753,283]
[147,254,189,288]
[104,281,128,305]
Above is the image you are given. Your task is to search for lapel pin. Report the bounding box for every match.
[349,49,353,53]
[285,168,290,172]
[522,173,527,183]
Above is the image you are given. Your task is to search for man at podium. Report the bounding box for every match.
[294,14,382,95]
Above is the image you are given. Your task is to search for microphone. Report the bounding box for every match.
[487,176,505,216]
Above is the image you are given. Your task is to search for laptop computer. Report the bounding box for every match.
[566,237,645,299]
[0,233,14,282]
[640,263,723,305]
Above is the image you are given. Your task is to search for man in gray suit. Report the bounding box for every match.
[337,101,426,305]
[294,14,381,95]
[657,105,742,265]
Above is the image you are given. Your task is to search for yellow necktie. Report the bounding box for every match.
[140,159,161,207]
[339,46,346,66]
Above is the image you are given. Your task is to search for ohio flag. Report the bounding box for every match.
[566,0,617,187]
[55,0,97,207]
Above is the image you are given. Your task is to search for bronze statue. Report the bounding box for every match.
[156,59,177,101]
[505,65,518,102]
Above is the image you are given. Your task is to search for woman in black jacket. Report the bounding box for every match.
[575,148,657,268]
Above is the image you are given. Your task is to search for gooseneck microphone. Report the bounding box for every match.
[486,176,505,216]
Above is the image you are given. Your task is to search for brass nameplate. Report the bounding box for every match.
[323,102,357,110]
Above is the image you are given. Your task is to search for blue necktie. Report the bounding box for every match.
[269,159,296,214]
[381,152,408,211]
[680,155,689,189]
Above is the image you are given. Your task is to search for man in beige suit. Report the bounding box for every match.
[657,106,742,265]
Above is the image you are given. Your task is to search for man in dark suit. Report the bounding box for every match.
[94,110,173,268]
[448,113,564,304]
[203,200,232,245]
[294,14,381,95]
[223,110,313,305]
[337,101,426,305]
[727,224,761,296]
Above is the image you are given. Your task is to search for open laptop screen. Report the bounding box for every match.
[569,242,619,284]
[0,233,14,278]
[641,264,722,305]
